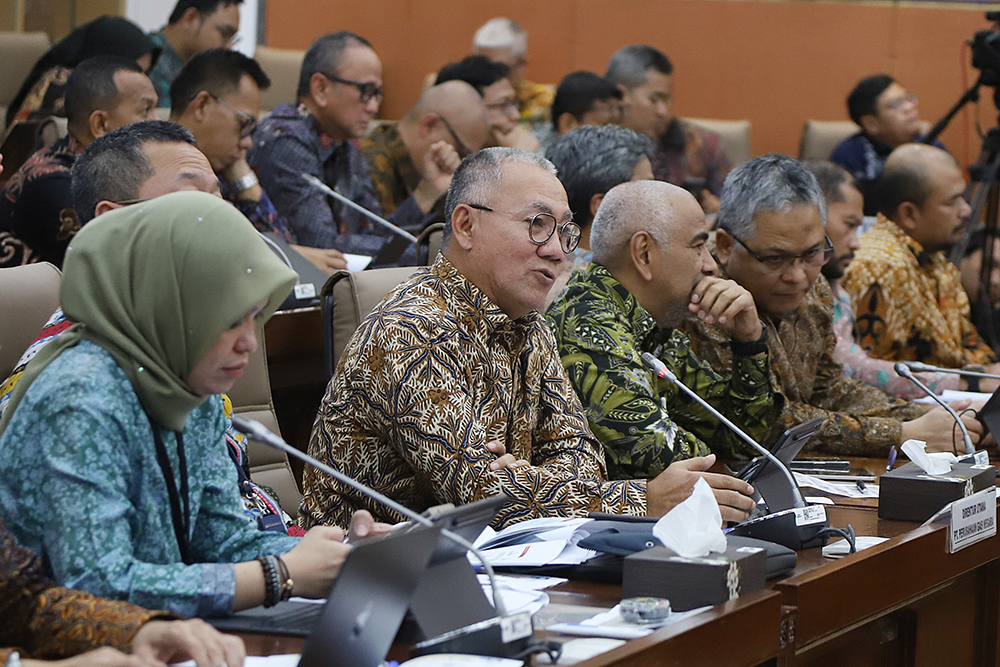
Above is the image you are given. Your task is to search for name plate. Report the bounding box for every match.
[948,487,997,553]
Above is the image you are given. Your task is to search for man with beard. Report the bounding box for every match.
[804,160,958,399]
[546,180,779,517]
[841,144,1000,392]
[684,153,981,456]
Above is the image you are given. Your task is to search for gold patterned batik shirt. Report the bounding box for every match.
[546,262,782,479]
[298,255,647,530]
[359,121,421,217]
[683,275,928,457]
[841,215,996,368]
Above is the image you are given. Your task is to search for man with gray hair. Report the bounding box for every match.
[249,32,452,264]
[605,44,730,214]
[684,153,981,455]
[543,124,653,305]
[300,147,751,529]
[547,179,773,522]
[473,17,553,128]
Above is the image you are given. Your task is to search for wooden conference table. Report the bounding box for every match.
[233,456,1000,667]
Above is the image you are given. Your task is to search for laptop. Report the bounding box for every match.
[735,418,825,513]
[258,232,330,310]
[208,522,441,657]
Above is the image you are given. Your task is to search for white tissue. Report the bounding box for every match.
[900,439,958,476]
[652,477,728,558]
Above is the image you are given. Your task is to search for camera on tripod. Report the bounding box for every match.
[970,12,1000,89]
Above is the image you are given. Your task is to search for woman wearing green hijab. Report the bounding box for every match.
[0,191,353,617]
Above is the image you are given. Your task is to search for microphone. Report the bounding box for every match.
[301,173,419,244]
[640,353,830,550]
[230,417,509,617]
[640,353,804,507]
[894,362,975,455]
[233,418,544,660]
[902,360,1000,381]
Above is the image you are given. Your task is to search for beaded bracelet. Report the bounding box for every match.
[257,555,281,607]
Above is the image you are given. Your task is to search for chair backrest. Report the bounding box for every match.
[0,262,62,379]
[0,32,51,111]
[254,46,305,115]
[226,323,301,518]
[416,223,444,265]
[321,266,419,379]
[798,120,859,161]
[683,117,752,166]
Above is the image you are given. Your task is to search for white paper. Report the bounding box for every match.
[342,253,372,272]
[547,604,714,640]
[901,439,956,476]
[401,655,523,666]
[794,472,879,498]
[477,575,550,616]
[653,477,727,557]
[477,517,592,550]
[804,496,834,505]
[476,540,571,567]
[915,389,991,404]
[822,536,889,558]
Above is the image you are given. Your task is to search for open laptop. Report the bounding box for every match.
[210,496,508,639]
[735,418,825,513]
[208,522,441,653]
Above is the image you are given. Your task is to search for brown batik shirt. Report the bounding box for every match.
[683,275,928,457]
[298,255,647,530]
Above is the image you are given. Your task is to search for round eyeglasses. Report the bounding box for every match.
[468,204,582,254]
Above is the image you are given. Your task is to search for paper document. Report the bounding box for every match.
[794,472,879,498]
[915,389,991,405]
[343,253,372,272]
[477,574,550,616]
[547,604,713,640]
[822,536,889,558]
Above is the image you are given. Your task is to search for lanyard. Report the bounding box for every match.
[149,417,192,565]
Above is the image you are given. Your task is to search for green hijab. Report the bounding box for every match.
[0,191,297,433]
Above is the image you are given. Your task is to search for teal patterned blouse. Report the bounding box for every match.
[0,340,298,618]
[546,262,783,479]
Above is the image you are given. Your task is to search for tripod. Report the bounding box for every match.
[927,73,1000,350]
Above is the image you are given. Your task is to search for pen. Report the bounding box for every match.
[856,480,867,492]
[886,446,898,473]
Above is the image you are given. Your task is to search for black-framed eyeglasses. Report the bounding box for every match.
[209,93,257,138]
[113,197,150,206]
[439,115,472,158]
[322,73,385,104]
[468,204,582,254]
[485,98,519,113]
[730,233,834,274]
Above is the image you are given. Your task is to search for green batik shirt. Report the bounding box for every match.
[546,262,783,479]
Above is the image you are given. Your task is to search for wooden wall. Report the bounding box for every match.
[266,0,1000,163]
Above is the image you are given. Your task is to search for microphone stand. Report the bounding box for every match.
[902,360,1000,381]
[894,363,976,455]
[231,417,508,617]
[301,173,419,243]
[640,353,830,550]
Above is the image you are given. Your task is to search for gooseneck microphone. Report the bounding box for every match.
[902,360,1000,381]
[231,416,507,617]
[640,352,833,550]
[301,173,419,243]
[894,362,974,455]
[640,352,805,508]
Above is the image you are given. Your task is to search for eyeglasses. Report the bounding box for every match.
[485,98,519,113]
[209,93,257,138]
[322,73,385,104]
[881,93,918,112]
[112,197,150,206]
[730,233,834,274]
[468,204,582,254]
[438,115,472,158]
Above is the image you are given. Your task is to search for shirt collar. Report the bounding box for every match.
[577,262,667,346]
[430,254,541,339]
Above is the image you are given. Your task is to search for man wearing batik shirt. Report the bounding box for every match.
[547,181,781,482]
[684,153,983,456]
[841,144,1000,391]
[249,32,454,262]
[299,148,756,530]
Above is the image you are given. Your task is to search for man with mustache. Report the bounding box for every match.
[841,144,1000,392]
[805,161,960,399]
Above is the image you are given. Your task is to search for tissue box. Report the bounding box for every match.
[878,462,996,522]
[621,544,766,611]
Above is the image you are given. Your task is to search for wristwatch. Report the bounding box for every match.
[231,171,259,193]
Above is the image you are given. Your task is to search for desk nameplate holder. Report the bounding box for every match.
[947,487,997,553]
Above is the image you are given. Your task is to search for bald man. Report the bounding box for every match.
[546,180,778,517]
[361,81,490,221]
[841,144,1000,390]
